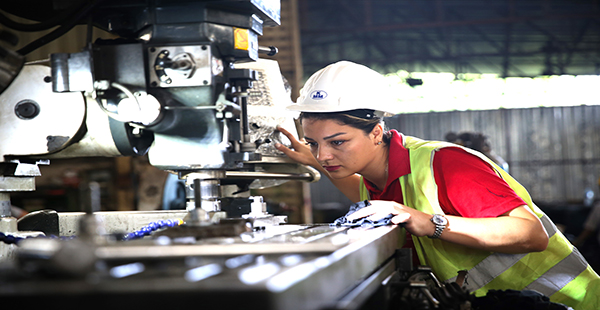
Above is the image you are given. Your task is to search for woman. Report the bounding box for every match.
[275,61,599,309]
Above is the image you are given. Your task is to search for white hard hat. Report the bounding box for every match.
[288,61,398,117]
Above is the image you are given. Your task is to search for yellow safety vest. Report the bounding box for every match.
[359,135,600,309]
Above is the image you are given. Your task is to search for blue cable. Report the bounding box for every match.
[0,218,183,245]
[121,218,183,241]
[0,232,19,244]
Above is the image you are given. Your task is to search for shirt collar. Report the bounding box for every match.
[388,130,411,179]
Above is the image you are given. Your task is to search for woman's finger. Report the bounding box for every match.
[346,206,379,221]
[275,126,296,143]
[391,213,411,224]
[274,142,300,160]
[346,201,406,222]
[367,213,394,222]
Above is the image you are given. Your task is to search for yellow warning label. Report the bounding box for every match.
[234,27,249,51]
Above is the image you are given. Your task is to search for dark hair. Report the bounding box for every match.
[299,110,392,144]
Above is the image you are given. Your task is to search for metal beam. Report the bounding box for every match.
[301,12,600,35]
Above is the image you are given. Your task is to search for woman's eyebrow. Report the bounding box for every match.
[323,132,346,140]
[304,132,346,141]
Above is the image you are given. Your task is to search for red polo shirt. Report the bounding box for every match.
[363,130,526,263]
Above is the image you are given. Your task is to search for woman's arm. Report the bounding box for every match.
[439,205,548,253]
[347,201,549,254]
[274,126,362,202]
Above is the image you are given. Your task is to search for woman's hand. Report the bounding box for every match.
[346,200,435,237]
[345,201,549,254]
[274,126,320,167]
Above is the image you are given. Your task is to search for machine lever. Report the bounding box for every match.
[258,45,278,56]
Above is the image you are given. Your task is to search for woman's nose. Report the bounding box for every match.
[316,146,333,161]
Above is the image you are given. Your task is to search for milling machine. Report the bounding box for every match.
[0,1,463,309]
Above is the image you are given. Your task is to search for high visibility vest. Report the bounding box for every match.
[359,135,600,309]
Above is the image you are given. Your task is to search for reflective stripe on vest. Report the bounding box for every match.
[447,215,560,291]
[525,246,588,296]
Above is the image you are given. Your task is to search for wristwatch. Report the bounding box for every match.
[428,214,448,239]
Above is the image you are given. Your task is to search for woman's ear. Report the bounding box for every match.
[370,123,384,141]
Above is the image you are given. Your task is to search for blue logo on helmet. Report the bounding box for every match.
[310,90,327,100]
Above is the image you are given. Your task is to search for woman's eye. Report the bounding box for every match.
[331,140,346,146]
[305,141,317,148]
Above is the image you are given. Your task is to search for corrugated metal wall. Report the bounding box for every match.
[391,105,600,205]
[310,106,600,211]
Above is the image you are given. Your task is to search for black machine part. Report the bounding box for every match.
[0,0,280,40]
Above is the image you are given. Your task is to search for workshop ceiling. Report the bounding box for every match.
[297,0,600,78]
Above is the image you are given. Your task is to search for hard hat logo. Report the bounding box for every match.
[310,90,328,100]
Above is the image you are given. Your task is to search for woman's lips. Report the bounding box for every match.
[323,165,341,172]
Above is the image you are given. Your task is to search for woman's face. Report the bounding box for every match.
[302,118,378,178]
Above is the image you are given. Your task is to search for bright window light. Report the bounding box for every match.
[384,71,600,113]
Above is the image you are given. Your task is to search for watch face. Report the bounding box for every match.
[433,215,447,225]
